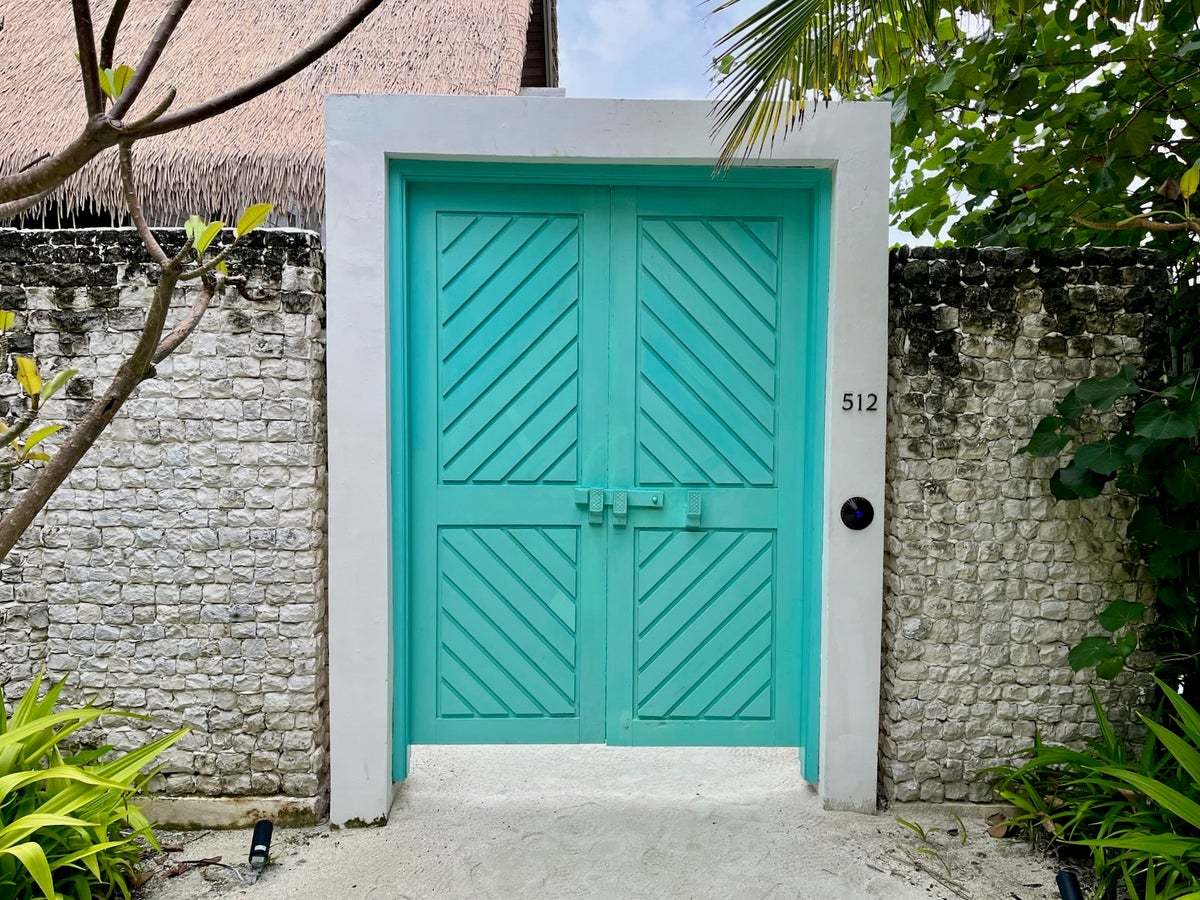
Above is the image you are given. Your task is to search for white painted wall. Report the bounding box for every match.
[325,96,889,824]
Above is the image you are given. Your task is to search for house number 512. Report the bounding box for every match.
[841,392,879,412]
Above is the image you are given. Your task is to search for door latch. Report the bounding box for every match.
[575,488,664,526]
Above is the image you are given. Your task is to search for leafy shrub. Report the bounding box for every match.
[0,672,186,899]
[990,681,1200,900]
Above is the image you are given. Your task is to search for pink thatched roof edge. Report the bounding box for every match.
[1,0,533,226]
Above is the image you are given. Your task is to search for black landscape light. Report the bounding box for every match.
[1056,871,1083,900]
[247,819,273,884]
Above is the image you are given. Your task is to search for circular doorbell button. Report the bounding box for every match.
[840,497,874,531]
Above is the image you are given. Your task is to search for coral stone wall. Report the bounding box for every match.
[0,228,328,808]
[881,246,1166,802]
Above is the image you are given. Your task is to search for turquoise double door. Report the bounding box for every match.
[406,176,820,752]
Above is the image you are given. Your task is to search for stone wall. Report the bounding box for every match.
[881,246,1166,802]
[0,228,328,812]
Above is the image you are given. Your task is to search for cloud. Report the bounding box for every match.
[559,0,720,99]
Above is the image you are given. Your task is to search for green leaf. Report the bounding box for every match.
[0,311,15,332]
[1020,417,1070,456]
[39,368,77,402]
[1075,439,1128,475]
[1069,636,1117,671]
[22,424,62,452]
[1098,599,1144,632]
[195,221,224,256]
[0,842,55,900]
[1051,459,1108,500]
[216,261,229,276]
[1056,390,1086,422]
[1114,630,1137,658]
[1134,400,1200,440]
[1142,715,1200,788]
[1084,833,1200,858]
[23,452,50,463]
[1098,768,1200,830]
[235,203,273,237]
[1148,548,1183,579]
[1165,456,1200,503]
[1116,466,1155,495]
[1095,656,1125,679]
[1075,367,1140,410]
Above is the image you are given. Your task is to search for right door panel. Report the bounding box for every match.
[606,186,809,746]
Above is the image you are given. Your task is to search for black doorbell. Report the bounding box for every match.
[840,497,874,531]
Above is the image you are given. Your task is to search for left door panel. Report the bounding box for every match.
[408,183,610,743]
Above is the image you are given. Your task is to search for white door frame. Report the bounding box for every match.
[325,96,890,825]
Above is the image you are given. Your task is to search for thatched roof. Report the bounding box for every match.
[1,0,534,227]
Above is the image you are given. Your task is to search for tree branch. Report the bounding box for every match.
[0,0,381,205]
[0,270,179,560]
[71,0,104,117]
[153,276,213,364]
[125,88,178,131]
[180,241,240,280]
[119,143,169,266]
[1073,214,1200,234]
[0,408,40,450]
[134,0,387,137]
[110,0,194,120]
[99,0,132,69]
[0,186,60,222]
[0,124,119,205]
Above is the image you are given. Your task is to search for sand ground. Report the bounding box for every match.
[138,745,1062,900]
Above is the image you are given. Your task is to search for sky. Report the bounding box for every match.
[558,0,742,100]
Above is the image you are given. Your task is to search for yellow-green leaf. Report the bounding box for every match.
[216,260,229,276]
[1182,163,1200,200]
[40,367,77,401]
[24,452,50,463]
[235,203,273,237]
[23,424,62,452]
[1,842,55,899]
[14,357,41,398]
[195,221,224,255]
[97,67,116,99]
[111,64,134,97]
[0,311,15,333]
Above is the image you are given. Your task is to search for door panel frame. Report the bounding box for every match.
[326,97,889,826]
[392,164,828,768]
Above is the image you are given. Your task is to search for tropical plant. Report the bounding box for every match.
[0,672,186,899]
[717,0,1200,682]
[713,0,1196,251]
[991,681,1200,900]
